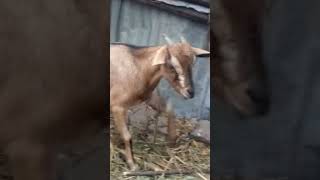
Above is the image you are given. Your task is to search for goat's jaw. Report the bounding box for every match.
[180,88,192,99]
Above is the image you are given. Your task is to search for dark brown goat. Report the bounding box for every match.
[212,0,270,116]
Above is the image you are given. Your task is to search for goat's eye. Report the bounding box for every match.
[167,65,175,72]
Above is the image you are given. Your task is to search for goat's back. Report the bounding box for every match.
[110,43,163,108]
[110,44,141,90]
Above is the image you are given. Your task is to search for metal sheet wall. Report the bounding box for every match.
[110,0,210,119]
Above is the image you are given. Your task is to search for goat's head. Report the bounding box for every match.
[152,35,209,99]
[212,0,269,116]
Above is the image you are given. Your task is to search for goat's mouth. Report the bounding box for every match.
[223,86,269,117]
[180,88,194,99]
[231,95,270,117]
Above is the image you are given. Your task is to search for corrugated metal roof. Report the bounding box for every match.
[179,0,209,7]
[130,0,209,23]
[154,0,209,13]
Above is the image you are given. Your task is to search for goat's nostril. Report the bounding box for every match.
[187,89,194,98]
[247,88,269,115]
[247,88,268,104]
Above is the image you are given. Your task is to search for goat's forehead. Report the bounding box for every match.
[170,43,193,53]
[169,43,194,64]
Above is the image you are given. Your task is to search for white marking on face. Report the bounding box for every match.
[170,56,186,88]
[170,56,183,74]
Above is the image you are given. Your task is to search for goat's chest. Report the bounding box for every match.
[129,87,154,105]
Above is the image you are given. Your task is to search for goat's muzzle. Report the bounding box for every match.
[181,88,194,99]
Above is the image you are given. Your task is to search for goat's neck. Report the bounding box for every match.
[146,66,163,91]
[137,46,165,95]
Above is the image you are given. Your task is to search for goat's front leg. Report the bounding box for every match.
[148,91,177,146]
[166,110,177,147]
[111,106,138,170]
[6,140,56,180]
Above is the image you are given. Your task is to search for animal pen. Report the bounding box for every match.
[110,0,210,179]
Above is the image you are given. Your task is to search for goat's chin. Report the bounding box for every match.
[233,101,268,117]
[222,86,268,117]
[225,94,267,117]
[183,95,191,99]
[179,90,192,99]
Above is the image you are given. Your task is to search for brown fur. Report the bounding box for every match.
[110,41,209,170]
[0,0,107,179]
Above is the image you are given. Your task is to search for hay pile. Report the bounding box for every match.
[110,112,210,180]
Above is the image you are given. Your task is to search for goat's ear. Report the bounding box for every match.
[152,46,169,66]
[192,47,210,57]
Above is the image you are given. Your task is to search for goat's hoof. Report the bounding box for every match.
[128,163,139,171]
[167,138,177,147]
[168,142,176,148]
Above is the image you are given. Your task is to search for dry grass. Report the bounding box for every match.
[110,113,210,180]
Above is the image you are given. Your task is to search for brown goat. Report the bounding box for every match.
[110,37,209,170]
[212,0,270,116]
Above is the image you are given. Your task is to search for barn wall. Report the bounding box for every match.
[110,0,210,119]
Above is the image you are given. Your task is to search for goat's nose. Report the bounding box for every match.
[187,89,194,98]
[247,87,269,114]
